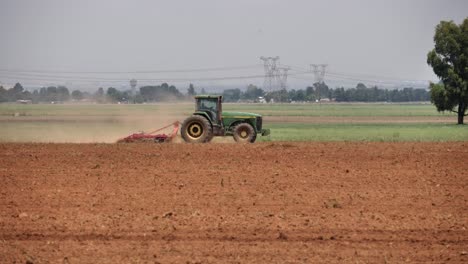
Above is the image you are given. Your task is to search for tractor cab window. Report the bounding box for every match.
[196,98,218,112]
[196,98,219,122]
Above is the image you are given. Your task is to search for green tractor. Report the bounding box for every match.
[181,95,270,143]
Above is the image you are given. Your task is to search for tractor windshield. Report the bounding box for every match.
[196,98,218,112]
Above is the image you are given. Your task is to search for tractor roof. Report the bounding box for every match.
[194,95,222,99]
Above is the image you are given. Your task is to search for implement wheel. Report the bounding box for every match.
[181,115,213,143]
[233,123,256,143]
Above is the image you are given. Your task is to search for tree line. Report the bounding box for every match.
[221,83,429,103]
[0,82,185,103]
[0,81,429,104]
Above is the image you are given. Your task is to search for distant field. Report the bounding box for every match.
[262,123,468,142]
[0,103,193,117]
[0,102,465,143]
[0,102,458,117]
[225,103,456,117]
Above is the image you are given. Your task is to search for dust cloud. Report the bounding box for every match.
[0,104,189,143]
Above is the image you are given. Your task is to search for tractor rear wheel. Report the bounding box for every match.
[233,123,256,143]
[181,115,213,143]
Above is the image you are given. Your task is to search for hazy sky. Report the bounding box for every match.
[0,0,467,90]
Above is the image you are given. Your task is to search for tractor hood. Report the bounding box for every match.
[222,111,261,118]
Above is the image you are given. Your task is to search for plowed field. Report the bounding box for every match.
[1,142,467,263]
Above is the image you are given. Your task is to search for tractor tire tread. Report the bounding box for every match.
[181,115,213,143]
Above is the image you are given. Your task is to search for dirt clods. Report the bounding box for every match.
[0,142,467,262]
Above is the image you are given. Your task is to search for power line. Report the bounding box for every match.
[0,72,266,83]
[0,70,429,89]
[327,70,429,83]
[0,64,262,75]
[286,64,429,84]
[0,61,430,89]
[284,63,429,88]
[0,63,429,85]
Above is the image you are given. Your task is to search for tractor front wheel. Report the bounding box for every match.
[181,115,213,143]
[233,123,256,143]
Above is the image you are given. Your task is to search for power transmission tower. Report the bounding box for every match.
[260,56,280,92]
[310,64,327,102]
[277,66,290,90]
[310,64,327,84]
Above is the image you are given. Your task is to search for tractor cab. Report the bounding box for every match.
[195,95,222,125]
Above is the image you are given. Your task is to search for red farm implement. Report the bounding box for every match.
[117,121,180,143]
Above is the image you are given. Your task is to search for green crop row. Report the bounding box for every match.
[259,123,468,142]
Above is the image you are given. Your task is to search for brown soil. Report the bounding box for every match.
[0,142,467,263]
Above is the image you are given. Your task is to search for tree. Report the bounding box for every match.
[222,88,241,102]
[139,84,182,102]
[71,90,84,100]
[333,87,347,102]
[288,89,306,102]
[0,86,8,102]
[295,89,306,101]
[39,87,47,101]
[57,86,70,101]
[107,87,122,102]
[8,83,24,101]
[96,87,104,97]
[355,83,369,102]
[314,82,330,100]
[94,87,105,103]
[305,86,315,101]
[268,89,289,103]
[187,83,196,97]
[242,84,264,100]
[31,89,39,103]
[46,86,58,102]
[427,18,468,124]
